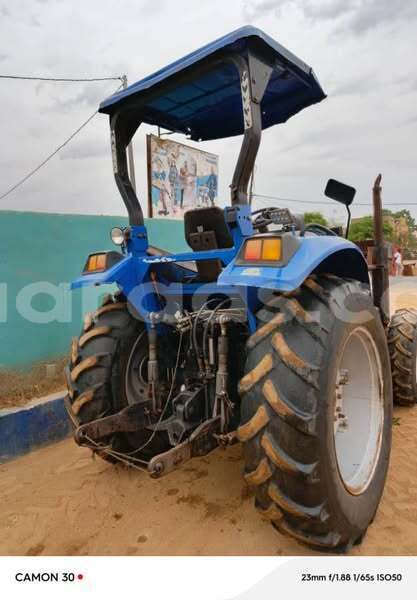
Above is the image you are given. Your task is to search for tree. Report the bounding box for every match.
[382,208,417,257]
[304,211,328,226]
[393,209,417,233]
[348,216,393,242]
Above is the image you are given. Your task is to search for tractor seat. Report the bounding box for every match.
[184,207,233,281]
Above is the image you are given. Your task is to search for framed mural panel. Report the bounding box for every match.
[147,134,218,219]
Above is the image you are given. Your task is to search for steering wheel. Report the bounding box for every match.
[251,207,296,232]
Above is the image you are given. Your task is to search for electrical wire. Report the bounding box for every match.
[0,75,122,82]
[83,434,148,472]
[0,82,123,202]
[192,299,216,364]
[253,193,334,206]
[202,299,230,368]
[253,193,417,208]
[0,110,97,201]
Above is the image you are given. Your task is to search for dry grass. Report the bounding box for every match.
[0,357,67,409]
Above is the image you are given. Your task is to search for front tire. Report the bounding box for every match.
[238,275,392,550]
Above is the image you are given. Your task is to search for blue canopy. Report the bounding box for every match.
[99,26,326,141]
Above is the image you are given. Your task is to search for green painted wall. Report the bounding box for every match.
[0,211,187,369]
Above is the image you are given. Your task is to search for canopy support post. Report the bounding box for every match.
[121,75,137,193]
[230,53,272,206]
[110,112,144,226]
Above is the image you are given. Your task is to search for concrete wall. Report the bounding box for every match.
[0,392,71,462]
[0,211,187,369]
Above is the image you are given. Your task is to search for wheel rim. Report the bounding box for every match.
[125,331,149,405]
[333,327,384,495]
[124,331,173,406]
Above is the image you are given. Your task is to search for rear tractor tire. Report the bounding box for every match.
[65,293,171,463]
[238,275,392,551]
[388,308,417,406]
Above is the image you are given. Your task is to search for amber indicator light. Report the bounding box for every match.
[86,253,107,272]
[243,238,282,262]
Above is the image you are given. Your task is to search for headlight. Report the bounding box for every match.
[110,227,124,245]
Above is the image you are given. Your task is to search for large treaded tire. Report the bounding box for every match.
[237,275,392,551]
[65,293,169,461]
[388,308,417,406]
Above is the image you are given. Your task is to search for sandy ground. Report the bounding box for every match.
[1,277,417,556]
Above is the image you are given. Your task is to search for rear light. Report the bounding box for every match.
[262,238,282,261]
[244,239,262,261]
[242,237,282,262]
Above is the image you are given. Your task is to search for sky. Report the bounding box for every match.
[0,0,416,225]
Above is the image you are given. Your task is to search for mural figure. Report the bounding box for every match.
[148,135,218,219]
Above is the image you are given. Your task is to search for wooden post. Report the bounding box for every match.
[146,134,153,218]
[372,174,390,324]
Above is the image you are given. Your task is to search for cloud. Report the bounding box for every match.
[346,0,417,35]
[402,114,417,126]
[30,15,41,27]
[141,0,166,17]
[330,74,379,97]
[243,0,417,35]
[242,0,281,21]
[59,137,108,160]
[400,77,417,94]
[48,83,115,113]
[243,0,352,22]
[1,0,416,221]
[302,0,354,20]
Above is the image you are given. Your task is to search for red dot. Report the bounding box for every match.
[77,574,84,580]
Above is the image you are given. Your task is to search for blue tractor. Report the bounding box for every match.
[65,27,410,550]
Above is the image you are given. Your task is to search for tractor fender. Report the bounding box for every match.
[218,236,369,292]
[71,254,139,290]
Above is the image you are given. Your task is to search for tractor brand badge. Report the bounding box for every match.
[241,267,261,276]
[143,256,176,263]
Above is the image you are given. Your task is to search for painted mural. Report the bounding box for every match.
[147,134,218,219]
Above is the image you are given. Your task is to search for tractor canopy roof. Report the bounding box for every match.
[99,26,326,141]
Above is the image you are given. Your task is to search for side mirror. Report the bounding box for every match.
[324,179,356,206]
